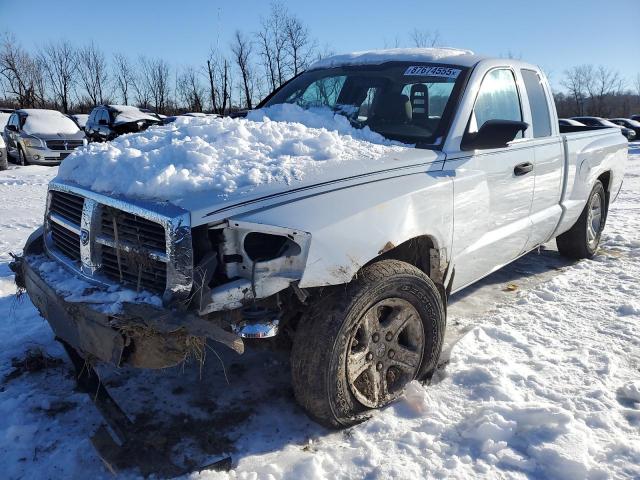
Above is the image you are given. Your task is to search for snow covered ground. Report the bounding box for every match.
[0,143,639,479]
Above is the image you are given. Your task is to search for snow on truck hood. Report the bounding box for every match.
[56,104,434,214]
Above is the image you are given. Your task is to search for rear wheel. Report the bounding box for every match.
[291,260,445,428]
[556,180,607,259]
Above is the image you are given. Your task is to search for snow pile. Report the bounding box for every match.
[21,109,81,135]
[109,105,160,125]
[309,47,475,70]
[71,113,88,128]
[57,104,406,202]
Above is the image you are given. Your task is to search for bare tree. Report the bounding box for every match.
[113,53,133,105]
[586,65,623,116]
[256,1,289,91]
[0,33,46,107]
[635,73,640,98]
[206,53,218,113]
[39,40,78,112]
[137,56,171,113]
[77,42,108,105]
[409,29,441,48]
[284,13,314,76]
[177,66,205,112]
[231,30,254,109]
[561,65,589,116]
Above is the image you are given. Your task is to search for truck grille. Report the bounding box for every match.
[101,208,167,251]
[46,140,84,151]
[48,191,83,262]
[46,190,173,296]
[100,207,167,292]
[50,190,84,224]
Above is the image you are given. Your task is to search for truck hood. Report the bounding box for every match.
[54,106,444,226]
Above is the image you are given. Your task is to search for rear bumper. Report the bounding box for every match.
[12,229,243,369]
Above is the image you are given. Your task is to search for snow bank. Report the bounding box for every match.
[21,109,80,135]
[109,105,160,125]
[57,104,407,202]
[309,47,475,70]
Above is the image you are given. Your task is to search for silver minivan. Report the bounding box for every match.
[3,109,86,166]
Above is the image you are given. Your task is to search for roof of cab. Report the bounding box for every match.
[307,47,486,70]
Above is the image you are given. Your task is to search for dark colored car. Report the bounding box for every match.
[609,118,640,139]
[85,105,162,142]
[571,116,636,141]
[631,114,640,122]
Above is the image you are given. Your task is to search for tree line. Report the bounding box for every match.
[554,65,640,118]
[1,5,639,119]
[0,2,322,115]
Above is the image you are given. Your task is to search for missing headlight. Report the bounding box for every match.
[243,232,301,262]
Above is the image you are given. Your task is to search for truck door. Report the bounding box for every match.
[519,69,564,250]
[446,67,535,291]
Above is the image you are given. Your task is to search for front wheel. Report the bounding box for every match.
[291,260,445,428]
[17,146,28,166]
[556,180,607,259]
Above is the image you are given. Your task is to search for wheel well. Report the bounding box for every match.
[598,171,611,194]
[365,235,449,303]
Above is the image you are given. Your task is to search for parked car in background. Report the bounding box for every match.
[0,133,6,170]
[70,113,89,131]
[558,118,585,127]
[0,109,10,169]
[571,116,636,141]
[631,114,640,122]
[609,118,640,139]
[85,105,162,142]
[3,109,86,166]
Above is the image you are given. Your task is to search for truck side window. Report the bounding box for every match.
[521,69,552,137]
[469,68,522,137]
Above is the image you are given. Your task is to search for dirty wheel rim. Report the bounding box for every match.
[587,192,603,249]
[346,298,424,408]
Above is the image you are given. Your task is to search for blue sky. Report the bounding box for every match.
[1,0,638,91]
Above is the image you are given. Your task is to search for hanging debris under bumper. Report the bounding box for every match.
[10,230,244,370]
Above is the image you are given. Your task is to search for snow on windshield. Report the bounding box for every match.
[57,104,408,202]
[22,109,81,135]
[110,105,160,125]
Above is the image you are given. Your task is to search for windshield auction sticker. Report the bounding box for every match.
[404,66,461,78]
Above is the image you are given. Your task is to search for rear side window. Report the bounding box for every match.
[521,69,552,137]
[470,68,522,136]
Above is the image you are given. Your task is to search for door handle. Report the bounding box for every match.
[514,162,534,176]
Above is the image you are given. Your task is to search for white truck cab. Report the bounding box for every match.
[13,48,627,429]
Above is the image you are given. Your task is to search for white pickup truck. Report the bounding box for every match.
[13,48,627,429]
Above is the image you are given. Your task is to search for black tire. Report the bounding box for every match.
[556,180,607,259]
[17,146,28,166]
[291,259,445,428]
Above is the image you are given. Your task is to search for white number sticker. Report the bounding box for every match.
[404,66,461,79]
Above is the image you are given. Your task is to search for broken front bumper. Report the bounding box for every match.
[11,229,243,369]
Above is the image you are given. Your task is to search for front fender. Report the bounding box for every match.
[237,168,454,287]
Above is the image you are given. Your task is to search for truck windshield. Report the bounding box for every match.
[261,63,468,146]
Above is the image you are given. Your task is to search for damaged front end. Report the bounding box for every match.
[12,181,312,370]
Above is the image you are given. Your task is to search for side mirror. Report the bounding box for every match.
[461,119,529,150]
[6,124,17,132]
